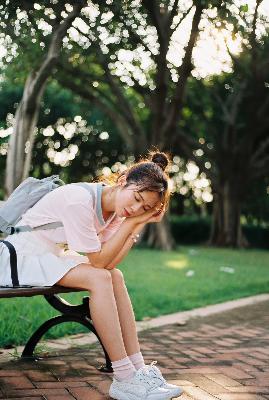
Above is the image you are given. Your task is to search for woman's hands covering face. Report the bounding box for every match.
[129,202,166,224]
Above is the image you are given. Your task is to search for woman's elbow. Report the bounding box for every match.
[86,251,104,268]
[87,254,106,268]
[87,258,106,269]
[104,262,116,270]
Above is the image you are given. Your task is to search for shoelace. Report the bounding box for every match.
[144,361,166,385]
[136,365,162,390]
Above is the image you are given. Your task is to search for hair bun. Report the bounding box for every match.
[151,152,169,171]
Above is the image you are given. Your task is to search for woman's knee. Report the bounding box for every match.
[88,266,112,289]
[110,268,125,285]
[56,263,112,291]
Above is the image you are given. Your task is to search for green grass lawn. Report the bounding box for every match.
[0,245,268,348]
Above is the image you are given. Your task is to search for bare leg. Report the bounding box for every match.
[110,269,140,356]
[56,263,127,361]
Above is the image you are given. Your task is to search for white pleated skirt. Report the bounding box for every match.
[0,232,89,287]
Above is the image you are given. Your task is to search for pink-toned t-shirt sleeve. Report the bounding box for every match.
[60,198,101,253]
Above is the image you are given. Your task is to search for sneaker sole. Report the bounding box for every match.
[170,391,183,398]
[109,388,141,400]
[109,388,173,400]
[169,388,183,398]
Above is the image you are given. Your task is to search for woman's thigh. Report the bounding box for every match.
[55,263,111,291]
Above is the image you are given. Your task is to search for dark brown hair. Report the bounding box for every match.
[97,150,171,209]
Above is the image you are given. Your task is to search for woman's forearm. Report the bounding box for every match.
[105,223,146,269]
[87,218,139,268]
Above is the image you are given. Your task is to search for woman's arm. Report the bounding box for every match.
[104,222,146,270]
[86,209,156,268]
[89,205,166,269]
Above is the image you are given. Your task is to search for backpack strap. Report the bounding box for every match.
[12,221,63,234]
[0,240,19,287]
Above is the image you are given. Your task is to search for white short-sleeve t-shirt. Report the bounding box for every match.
[16,182,125,253]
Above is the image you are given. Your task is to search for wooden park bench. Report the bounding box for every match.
[0,284,113,372]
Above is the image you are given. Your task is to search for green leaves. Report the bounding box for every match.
[239,4,249,13]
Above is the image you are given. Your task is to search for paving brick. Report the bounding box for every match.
[177,395,194,400]
[181,386,220,399]
[173,357,193,363]
[193,347,216,354]
[205,373,243,387]
[25,369,57,381]
[56,375,103,382]
[228,386,269,394]
[90,378,112,394]
[181,374,227,394]
[169,380,195,386]
[232,362,262,373]
[0,370,23,377]
[2,398,43,400]
[45,396,76,400]
[247,352,269,361]
[6,388,71,397]
[69,386,107,399]
[217,394,266,400]
[0,376,35,389]
[178,368,220,374]
[35,381,89,388]
[235,356,268,367]
[217,367,255,380]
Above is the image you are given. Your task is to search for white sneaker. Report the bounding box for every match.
[109,366,173,400]
[145,361,183,398]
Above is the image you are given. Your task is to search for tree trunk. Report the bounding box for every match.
[5,74,45,197]
[209,182,248,248]
[142,212,176,250]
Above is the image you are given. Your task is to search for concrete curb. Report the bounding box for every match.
[1,293,269,362]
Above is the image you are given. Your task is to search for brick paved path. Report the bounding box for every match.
[0,300,268,399]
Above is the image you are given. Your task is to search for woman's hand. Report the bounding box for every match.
[146,205,166,223]
[129,203,166,224]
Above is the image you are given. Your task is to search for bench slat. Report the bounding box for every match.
[0,285,86,298]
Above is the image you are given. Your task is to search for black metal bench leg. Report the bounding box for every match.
[21,294,113,373]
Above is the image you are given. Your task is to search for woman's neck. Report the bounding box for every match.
[101,185,116,222]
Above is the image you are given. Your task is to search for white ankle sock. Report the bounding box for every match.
[111,356,136,381]
[128,351,146,370]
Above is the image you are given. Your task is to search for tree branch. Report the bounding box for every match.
[141,0,163,42]
[28,1,86,106]
[111,5,158,63]
[162,2,203,142]
[250,137,269,167]
[251,155,269,179]
[170,5,193,36]
[57,75,135,150]
[250,0,262,77]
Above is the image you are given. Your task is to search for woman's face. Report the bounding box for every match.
[115,183,161,218]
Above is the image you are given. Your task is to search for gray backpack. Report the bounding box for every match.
[0,175,95,236]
